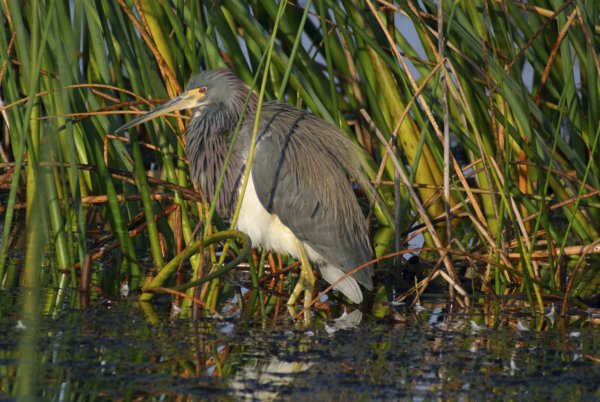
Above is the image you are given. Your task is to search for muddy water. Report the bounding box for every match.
[1,297,599,401]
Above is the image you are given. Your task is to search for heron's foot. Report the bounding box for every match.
[286,263,315,323]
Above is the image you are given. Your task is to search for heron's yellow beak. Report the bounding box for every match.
[115,88,206,133]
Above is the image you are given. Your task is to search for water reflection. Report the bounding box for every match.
[1,297,599,400]
[231,310,361,401]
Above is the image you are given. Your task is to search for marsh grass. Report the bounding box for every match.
[1,1,599,321]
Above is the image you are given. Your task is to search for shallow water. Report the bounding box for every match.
[1,295,599,401]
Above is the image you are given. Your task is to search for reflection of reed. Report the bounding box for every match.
[4,298,599,400]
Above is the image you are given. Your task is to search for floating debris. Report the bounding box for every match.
[325,310,363,334]
[470,320,486,333]
[516,320,529,332]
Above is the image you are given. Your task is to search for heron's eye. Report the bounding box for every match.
[198,87,207,94]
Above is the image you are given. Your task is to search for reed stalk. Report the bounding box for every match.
[1,0,598,316]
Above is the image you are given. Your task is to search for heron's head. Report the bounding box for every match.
[116,68,251,133]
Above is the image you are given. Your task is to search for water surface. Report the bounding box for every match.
[1,296,599,401]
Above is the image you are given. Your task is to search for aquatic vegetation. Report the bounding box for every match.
[1,1,599,319]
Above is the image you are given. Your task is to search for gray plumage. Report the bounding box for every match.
[117,68,374,302]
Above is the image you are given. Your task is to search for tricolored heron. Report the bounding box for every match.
[116,68,374,315]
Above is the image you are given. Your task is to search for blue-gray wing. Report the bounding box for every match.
[250,104,373,289]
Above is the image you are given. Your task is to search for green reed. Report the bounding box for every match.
[0,0,598,324]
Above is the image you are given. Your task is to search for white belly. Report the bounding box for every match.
[235,175,323,263]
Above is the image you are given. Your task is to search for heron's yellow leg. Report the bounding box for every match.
[287,271,304,307]
[286,240,315,322]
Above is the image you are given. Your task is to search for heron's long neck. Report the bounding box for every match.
[185,104,249,217]
[229,89,257,130]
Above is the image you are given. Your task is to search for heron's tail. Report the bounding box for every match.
[319,264,363,304]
